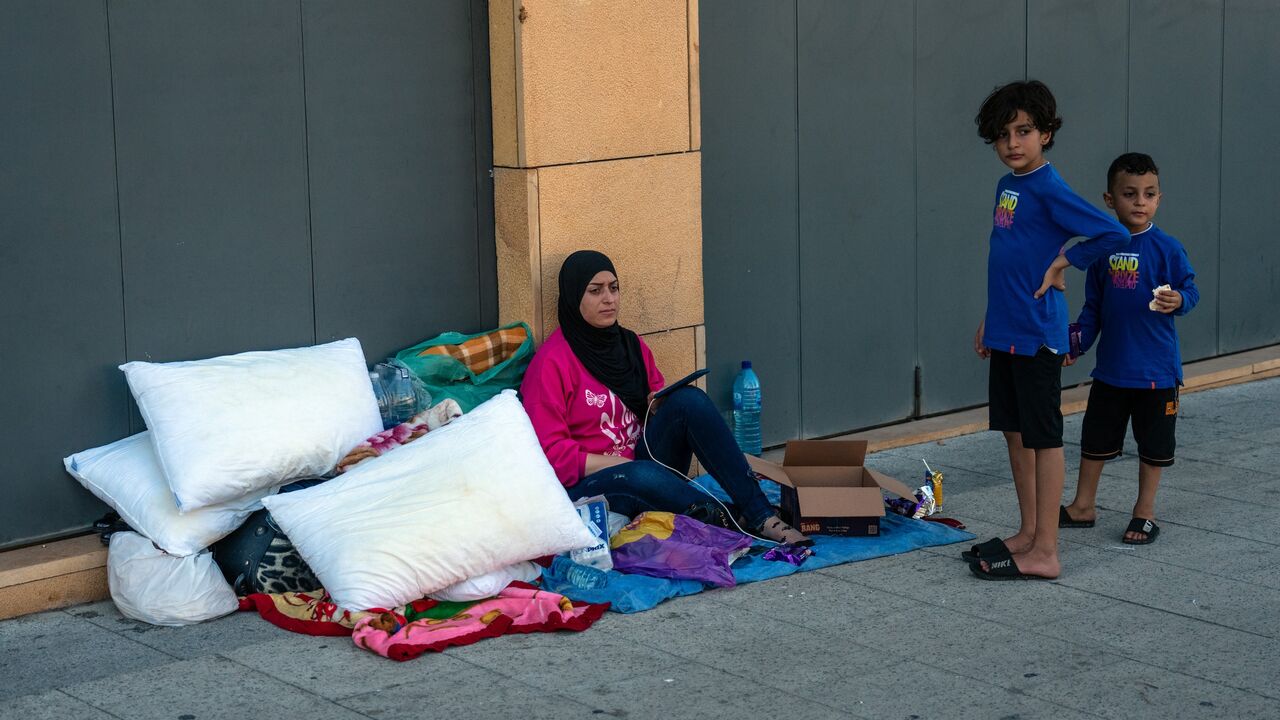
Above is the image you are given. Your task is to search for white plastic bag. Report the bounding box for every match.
[427,561,541,602]
[107,531,238,626]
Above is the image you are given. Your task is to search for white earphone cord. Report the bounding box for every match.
[642,397,779,546]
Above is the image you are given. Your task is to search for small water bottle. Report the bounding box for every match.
[732,360,763,456]
[370,362,431,429]
[550,555,608,590]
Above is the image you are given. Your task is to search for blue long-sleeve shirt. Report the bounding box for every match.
[984,163,1130,356]
[1077,222,1198,389]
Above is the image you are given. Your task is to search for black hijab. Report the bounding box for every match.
[557,250,650,420]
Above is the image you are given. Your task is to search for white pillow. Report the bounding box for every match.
[428,561,541,602]
[120,338,382,512]
[108,531,238,626]
[65,432,274,557]
[263,390,597,611]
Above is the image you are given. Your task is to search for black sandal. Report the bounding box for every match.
[960,537,1010,563]
[969,555,1054,581]
[1122,517,1160,545]
[1058,505,1095,529]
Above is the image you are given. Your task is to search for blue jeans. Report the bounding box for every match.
[565,386,775,528]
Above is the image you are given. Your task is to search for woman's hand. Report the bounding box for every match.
[584,454,629,475]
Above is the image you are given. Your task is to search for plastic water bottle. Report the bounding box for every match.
[369,362,431,429]
[732,360,763,455]
[550,555,608,590]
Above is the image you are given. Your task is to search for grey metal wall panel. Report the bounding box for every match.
[110,0,315,367]
[0,0,125,546]
[303,0,484,361]
[1028,0,1129,388]
[1219,0,1280,353]
[1128,0,1222,361]
[700,0,802,444]
[915,0,1026,414]
[796,0,915,436]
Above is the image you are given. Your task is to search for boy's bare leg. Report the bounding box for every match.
[982,445,1064,578]
[1126,462,1163,541]
[1002,431,1037,554]
[1064,458,1105,523]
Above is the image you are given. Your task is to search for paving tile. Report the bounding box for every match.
[1099,455,1280,509]
[1028,661,1280,720]
[0,608,172,702]
[0,690,116,720]
[69,599,281,660]
[338,661,600,720]
[60,655,368,720]
[1052,545,1279,638]
[823,552,1121,626]
[835,659,1099,720]
[1178,437,1280,476]
[446,623,854,720]
[1035,596,1280,699]
[221,629,425,701]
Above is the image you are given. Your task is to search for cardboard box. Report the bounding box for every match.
[745,440,916,537]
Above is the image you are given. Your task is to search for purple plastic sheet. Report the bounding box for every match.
[611,513,753,588]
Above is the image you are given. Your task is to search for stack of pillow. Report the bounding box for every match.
[66,338,596,613]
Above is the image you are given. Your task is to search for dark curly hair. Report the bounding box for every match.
[1106,152,1160,192]
[975,80,1063,150]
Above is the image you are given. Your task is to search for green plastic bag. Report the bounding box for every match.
[393,322,534,413]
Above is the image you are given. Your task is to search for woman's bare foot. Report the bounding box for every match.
[977,548,1060,579]
[757,515,813,546]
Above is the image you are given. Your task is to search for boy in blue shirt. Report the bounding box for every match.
[1059,153,1198,544]
[966,80,1129,580]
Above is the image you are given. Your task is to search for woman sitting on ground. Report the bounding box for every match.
[519,250,811,545]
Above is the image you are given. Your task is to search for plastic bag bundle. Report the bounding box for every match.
[108,531,238,626]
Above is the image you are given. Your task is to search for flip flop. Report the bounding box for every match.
[1058,505,1095,529]
[960,537,1010,563]
[969,555,1054,581]
[1122,517,1160,545]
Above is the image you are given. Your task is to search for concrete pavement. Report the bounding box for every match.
[3,377,1278,720]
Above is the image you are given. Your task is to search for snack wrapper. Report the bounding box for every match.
[927,469,944,509]
[1067,322,1083,359]
[1149,284,1171,311]
[911,483,937,519]
[763,543,814,566]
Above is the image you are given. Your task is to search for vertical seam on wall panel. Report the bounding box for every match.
[1217,0,1225,355]
[512,0,526,167]
[793,0,803,435]
[1024,0,1029,78]
[469,0,485,327]
[104,0,130,429]
[912,0,920,414]
[1125,0,1131,149]
[686,0,693,150]
[298,0,317,344]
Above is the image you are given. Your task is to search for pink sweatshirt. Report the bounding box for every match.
[520,329,665,487]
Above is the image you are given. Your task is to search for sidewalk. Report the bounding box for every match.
[3,378,1278,720]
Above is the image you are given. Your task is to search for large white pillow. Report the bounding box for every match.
[65,432,274,557]
[120,338,382,512]
[263,390,596,611]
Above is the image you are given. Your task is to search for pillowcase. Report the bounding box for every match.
[120,338,382,512]
[263,390,597,611]
[65,432,274,556]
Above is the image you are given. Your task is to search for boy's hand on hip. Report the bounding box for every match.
[1153,288,1182,314]
[1034,255,1072,299]
[974,321,990,359]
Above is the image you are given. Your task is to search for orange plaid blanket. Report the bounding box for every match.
[417,325,529,375]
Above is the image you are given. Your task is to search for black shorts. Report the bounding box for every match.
[988,347,1063,449]
[1079,379,1178,467]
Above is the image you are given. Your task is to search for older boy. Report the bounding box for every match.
[966,80,1129,580]
[1060,153,1198,544]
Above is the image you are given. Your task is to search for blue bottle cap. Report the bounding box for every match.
[741,360,752,369]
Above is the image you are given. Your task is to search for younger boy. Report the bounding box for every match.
[967,80,1129,580]
[1060,153,1198,544]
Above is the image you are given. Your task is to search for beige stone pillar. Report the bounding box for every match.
[490,0,705,383]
